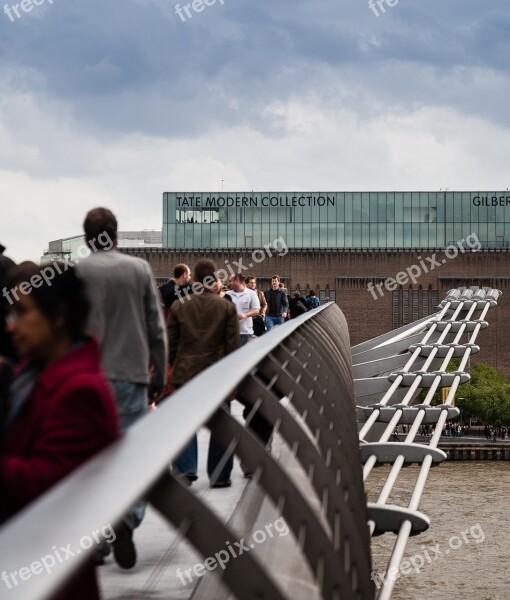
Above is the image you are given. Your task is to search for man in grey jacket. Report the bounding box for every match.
[76,207,167,569]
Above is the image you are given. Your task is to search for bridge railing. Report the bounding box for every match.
[0,303,374,600]
[354,287,501,600]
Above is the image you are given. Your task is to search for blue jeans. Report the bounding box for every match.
[240,334,253,346]
[173,436,198,478]
[265,316,284,331]
[109,380,147,531]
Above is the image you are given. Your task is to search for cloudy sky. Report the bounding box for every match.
[1,0,509,261]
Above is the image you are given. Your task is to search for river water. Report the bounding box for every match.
[367,462,510,600]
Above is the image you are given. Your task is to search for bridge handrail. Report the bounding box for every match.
[0,302,373,600]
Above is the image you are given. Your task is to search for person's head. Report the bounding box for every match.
[271,275,280,290]
[193,259,219,292]
[308,289,316,297]
[6,261,90,366]
[245,276,257,290]
[228,273,245,293]
[293,291,301,298]
[325,296,330,303]
[83,208,117,251]
[174,263,191,286]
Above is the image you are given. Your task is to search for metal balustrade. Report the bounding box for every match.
[353,287,501,600]
[1,287,498,600]
[0,303,374,600]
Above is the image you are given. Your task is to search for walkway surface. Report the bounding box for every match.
[98,401,319,600]
[99,401,249,599]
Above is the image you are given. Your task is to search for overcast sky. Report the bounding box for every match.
[1,0,509,261]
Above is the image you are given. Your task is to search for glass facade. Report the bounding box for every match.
[163,192,510,249]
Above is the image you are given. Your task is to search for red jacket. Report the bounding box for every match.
[0,338,119,600]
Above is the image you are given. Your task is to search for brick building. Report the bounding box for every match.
[46,191,510,374]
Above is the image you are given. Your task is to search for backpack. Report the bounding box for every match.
[308,296,319,309]
[253,314,266,337]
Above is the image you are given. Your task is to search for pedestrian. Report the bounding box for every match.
[0,261,118,600]
[227,274,260,346]
[245,276,267,336]
[306,289,320,309]
[167,259,240,488]
[76,207,167,569]
[289,291,308,319]
[245,276,267,316]
[159,264,192,318]
[263,275,289,331]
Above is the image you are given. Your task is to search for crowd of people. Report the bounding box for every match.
[484,425,510,442]
[0,208,325,598]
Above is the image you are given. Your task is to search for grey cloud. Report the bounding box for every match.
[0,0,509,137]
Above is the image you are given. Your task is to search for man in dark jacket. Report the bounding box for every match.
[289,292,308,319]
[263,275,289,331]
[167,259,240,487]
[159,264,192,315]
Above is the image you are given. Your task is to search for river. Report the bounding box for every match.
[367,462,510,600]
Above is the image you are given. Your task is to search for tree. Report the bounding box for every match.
[418,362,510,425]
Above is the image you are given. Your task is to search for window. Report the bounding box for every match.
[393,289,440,328]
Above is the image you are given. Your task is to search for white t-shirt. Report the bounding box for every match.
[227,288,260,335]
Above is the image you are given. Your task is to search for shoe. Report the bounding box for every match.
[113,524,137,569]
[210,480,232,488]
[95,543,111,566]
[240,461,253,478]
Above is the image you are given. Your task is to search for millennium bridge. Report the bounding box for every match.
[0,287,500,599]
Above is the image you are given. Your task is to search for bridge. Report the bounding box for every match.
[0,287,500,599]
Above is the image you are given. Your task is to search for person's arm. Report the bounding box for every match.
[239,308,259,320]
[144,264,168,396]
[224,305,241,356]
[259,291,267,315]
[281,291,289,317]
[167,307,180,366]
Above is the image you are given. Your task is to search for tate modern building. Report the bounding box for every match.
[48,190,510,376]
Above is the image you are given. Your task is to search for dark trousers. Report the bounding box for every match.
[173,401,233,485]
[240,398,273,447]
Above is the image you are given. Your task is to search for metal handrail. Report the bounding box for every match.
[0,303,373,600]
[355,287,501,600]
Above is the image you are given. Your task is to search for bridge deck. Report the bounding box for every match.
[99,402,250,599]
[99,401,320,600]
